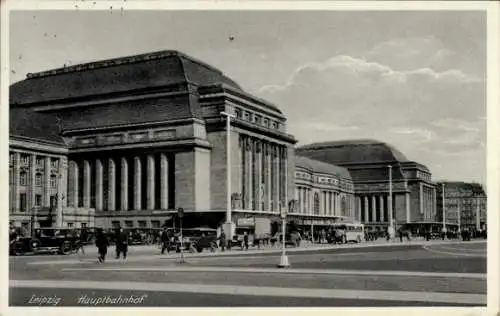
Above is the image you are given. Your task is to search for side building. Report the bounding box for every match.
[290,155,356,230]
[436,181,487,231]
[296,140,437,232]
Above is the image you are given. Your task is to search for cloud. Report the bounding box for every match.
[255,37,485,183]
[431,118,481,133]
[391,127,435,142]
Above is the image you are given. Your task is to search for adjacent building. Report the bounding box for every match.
[436,181,487,231]
[296,140,437,231]
[290,155,356,229]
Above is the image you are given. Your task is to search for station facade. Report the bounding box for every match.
[9,50,438,233]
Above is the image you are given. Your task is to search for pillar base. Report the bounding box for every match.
[223,222,235,241]
[277,255,290,268]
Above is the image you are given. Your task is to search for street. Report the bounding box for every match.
[9,240,486,307]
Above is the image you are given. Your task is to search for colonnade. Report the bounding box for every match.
[295,186,354,217]
[239,135,288,212]
[356,194,391,223]
[68,153,173,211]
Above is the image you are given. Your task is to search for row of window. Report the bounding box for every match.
[295,171,353,190]
[12,171,58,188]
[416,171,431,181]
[111,220,158,228]
[16,193,57,211]
[234,108,281,131]
[9,153,60,169]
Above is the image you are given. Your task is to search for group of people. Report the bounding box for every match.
[94,227,129,263]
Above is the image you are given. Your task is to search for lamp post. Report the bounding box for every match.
[277,201,292,268]
[388,165,394,240]
[177,207,185,264]
[221,111,236,240]
[442,183,446,232]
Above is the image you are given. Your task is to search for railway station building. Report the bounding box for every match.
[9,50,435,234]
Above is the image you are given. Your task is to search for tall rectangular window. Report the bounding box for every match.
[20,193,27,212]
[35,173,43,186]
[20,172,28,186]
[35,194,42,207]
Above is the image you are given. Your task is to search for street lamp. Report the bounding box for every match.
[388,165,394,240]
[277,201,293,268]
[442,183,446,232]
[221,111,236,240]
[177,207,185,263]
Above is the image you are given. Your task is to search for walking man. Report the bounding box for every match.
[95,228,109,263]
[243,231,249,251]
[219,231,226,252]
[115,227,129,261]
[161,228,172,255]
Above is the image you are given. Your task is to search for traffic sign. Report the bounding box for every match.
[280,204,287,219]
[177,208,184,219]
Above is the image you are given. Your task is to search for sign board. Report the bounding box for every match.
[280,205,287,219]
[177,208,184,219]
[237,218,255,227]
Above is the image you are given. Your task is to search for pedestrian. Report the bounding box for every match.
[115,227,129,261]
[243,231,249,250]
[160,228,170,255]
[95,228,109,263]
[219,231,226,252]
[76,229,86,255]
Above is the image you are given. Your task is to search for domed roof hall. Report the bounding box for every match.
[297,139,437,231]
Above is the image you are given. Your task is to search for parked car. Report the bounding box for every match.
[175,227,218,253]
[10,228,82,256]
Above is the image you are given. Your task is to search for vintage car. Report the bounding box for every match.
[175,227,218,253]
[9,228,83,256]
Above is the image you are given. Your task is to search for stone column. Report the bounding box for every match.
[121,157,129,211]
[14,152,20,211]
[83,160,91,208]
[134,157,142,210]
[95,159,103,211]
[303,188,306,214]
[108,158,116,211]
[266,143,272,212]
[256,141,263,211]
[246,138,253,210]
[364,196,369,223]
[380,195,385,222]
[283,147,288,211]
[273,146,280,213]
[420,183,424,216]
[160,154,169,209]
[147,155,155,210]
[336,192,340,216]
[68,160,78,208]
[56,158,67,227]
[30,155,37,211]
[239,136,245,209]
[372,195,377,223]
[406,192,411,223]
[44,157,51,207]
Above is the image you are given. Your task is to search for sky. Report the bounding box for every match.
[9,10,487,185]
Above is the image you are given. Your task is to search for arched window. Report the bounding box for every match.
[341,196,347,216]
[19,171,27,186]
[314,192,320,215]
[50,175,57,189]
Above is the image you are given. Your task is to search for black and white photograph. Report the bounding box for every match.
[2,1,499,314]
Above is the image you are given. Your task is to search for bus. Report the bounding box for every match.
[330,222,365,243]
